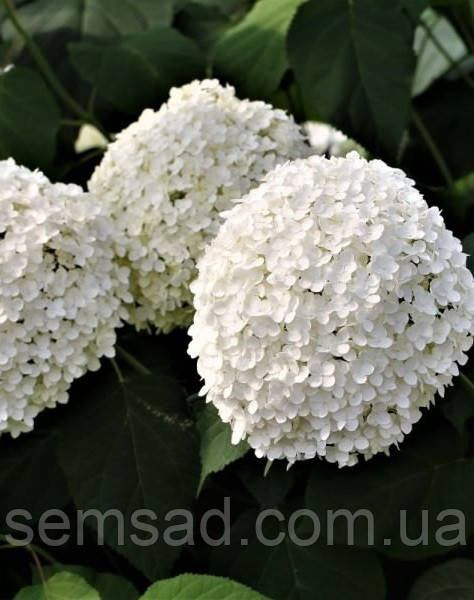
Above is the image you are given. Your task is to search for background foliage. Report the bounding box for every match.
[0,0,473,598]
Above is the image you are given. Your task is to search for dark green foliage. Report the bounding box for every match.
[212,0,307,99]
[288,0,419,158]
[210,509,386,600]
[408,558,474,599]
[197,402,249,494]
[57,372,199,580]
[306,418,474,559]
[0,67,59,169]
[69,28,205,114]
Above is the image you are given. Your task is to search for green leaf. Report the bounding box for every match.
[0,433,69,533]
[212,0,307,99]
[305,418,474,559]
[256,545,385,600]
[412,8,467,96]
[238,461,295,508]
[408,558,474,599]
[0,67,59,170]
[69,28,205,114]
[175,0,250,53]
[93,574,139,600]
[3,0,175,41]
[288,0,416,157]
[464,233,474,274]
[34,566,94,587]
[212,510,386,600]
[175,4,231,53]
[37,566,139,600]
[189,0,252,16]
[58,373,199,580]
[141,574,269,600]
[197,403,249,494]
[14,572,100,600]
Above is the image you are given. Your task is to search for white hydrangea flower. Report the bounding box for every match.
[189,152,474,467]
[0,159,131,437]
[304,121,366,158]
[89,79,310,332]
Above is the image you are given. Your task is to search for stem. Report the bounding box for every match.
[110,357,125,384]
[420,19,474,93]
[116,346,152,376]
[411,108,454,187]
[0,535,59,565]
[28,545,49,598]
[460,372,474,396]
[29,545,58,566]
[2,0,108,137]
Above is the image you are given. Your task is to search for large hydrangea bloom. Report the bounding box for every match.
[89,79,310,332]
[189,153,474,467]
[0,159,130,437]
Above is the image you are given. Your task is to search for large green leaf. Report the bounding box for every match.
[69,28,205,114]
[189,0,252,15]
[35,566,139,600]
[3,0,175,41]
[408,558,474,599]
[212,0,307,99]
[0,67,59,170]
[288,0,417,157]
[211,510,386,600]
[197,403,249,494]
[305,418,474,559]
[175,4,232,54]
[250,544,385,600]
[141,574,269,600]
[0,432,69,534]
[237,461,295,508]
[175,0,250,54]
[94,574,139,600]
[14,572,99,600]
[57,373,199,580]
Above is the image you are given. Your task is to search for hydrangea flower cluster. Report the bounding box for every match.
[189,152,474,467]
[0,159,130,437]
[89,79,310,332]
[304,121,366,157]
